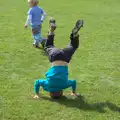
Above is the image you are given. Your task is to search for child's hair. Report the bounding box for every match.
[28,0,38,3]
[49,91,63,99]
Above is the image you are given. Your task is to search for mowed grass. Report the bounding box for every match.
[0,0,120,119]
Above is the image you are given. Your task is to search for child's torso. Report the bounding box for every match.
[45,66,68,88]
[30,6,43,25]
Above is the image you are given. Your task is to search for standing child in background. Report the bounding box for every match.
[24,0,46,48]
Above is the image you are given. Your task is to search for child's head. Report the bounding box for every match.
[28,0,38,7]
[49,91,63,99]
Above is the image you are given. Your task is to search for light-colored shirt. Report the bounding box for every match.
[25,6,46,26]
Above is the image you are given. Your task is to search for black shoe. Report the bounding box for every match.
[72,20,84,35]
[49,19,56,24]
[49,18,56,31]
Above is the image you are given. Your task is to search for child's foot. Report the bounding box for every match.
[72,20,84,37]
[49,18,56,34]
[33,44,40,49]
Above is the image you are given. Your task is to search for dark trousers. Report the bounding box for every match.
[44,33,79,63]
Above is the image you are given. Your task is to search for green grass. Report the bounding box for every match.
[0,0,120,120]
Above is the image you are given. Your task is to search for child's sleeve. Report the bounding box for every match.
[41,9,46,22]
[34,79,46,94]
[25,9,33,26]
[67,80,76,91]
[34,80,41,94]
[25,15,32,26]
[28,8,33,15]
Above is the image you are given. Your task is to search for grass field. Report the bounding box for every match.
[0,0,120,120]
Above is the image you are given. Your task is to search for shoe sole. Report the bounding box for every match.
[72,20,84,35]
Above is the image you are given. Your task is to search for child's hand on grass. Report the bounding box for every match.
[33,94,40,99]
[71,93,80,97]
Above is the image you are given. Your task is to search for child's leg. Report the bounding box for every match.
[44,34,55,49]
[44,19,61,62]
[44,18,56,50]
[31,25,43,47]
[62,20,83,63]
[62,34,79,63]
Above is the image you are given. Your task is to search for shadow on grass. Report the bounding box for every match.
[39,49,48,56]
[41,95,120,113]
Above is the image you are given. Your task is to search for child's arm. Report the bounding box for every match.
[34,80,41,94]
[67,80,80,97]
[24,8,33,28]
[24,15,32,28]
[41,10,46,23]
[33,79,46,99]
